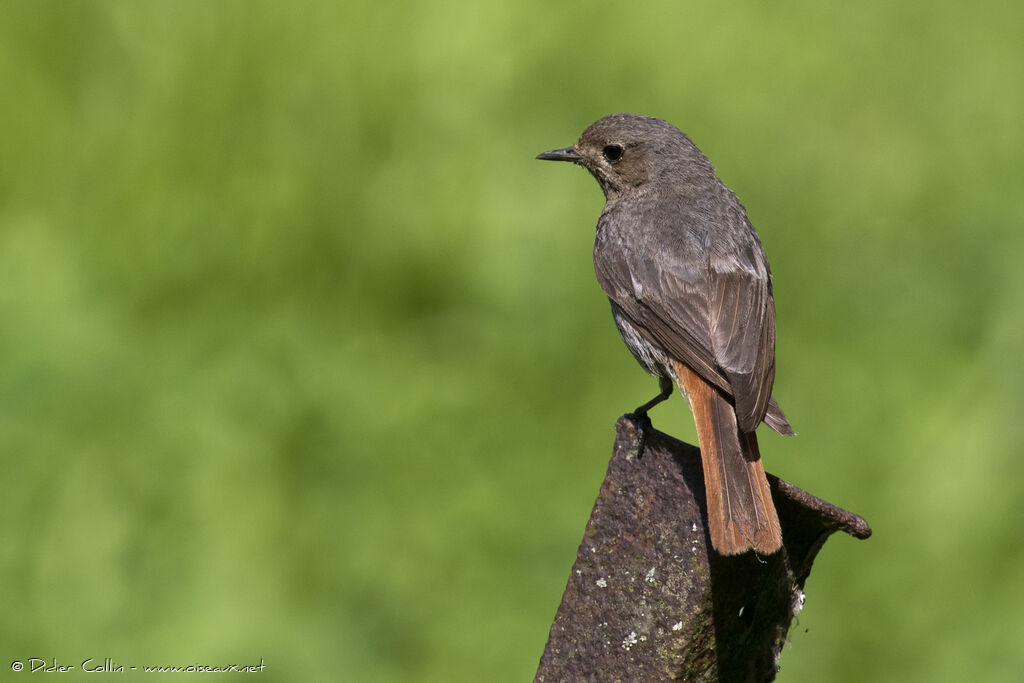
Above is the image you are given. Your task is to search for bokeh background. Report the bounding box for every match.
[2,1,1022,680]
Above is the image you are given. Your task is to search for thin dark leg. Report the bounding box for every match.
[631,376,674,417]
[627,376,673,457]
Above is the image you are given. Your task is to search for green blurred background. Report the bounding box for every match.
[2,1,1022,680]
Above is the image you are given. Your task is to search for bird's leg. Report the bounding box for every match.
[631,375,674,417]
[627,375,673,458]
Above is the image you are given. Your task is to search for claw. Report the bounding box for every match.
[627,376,673,458]
[627,410,654,457]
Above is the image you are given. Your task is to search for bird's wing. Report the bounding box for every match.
[594,199,778,433]
[595,209,727,393]
[706,254,776,432]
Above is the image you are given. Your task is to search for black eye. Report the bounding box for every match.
[602,144,624,162]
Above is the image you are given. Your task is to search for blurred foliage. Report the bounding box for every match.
[1,1,1022,680]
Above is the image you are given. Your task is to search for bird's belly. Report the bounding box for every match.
[609,301,673,381]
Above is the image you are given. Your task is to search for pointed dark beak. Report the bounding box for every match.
[536,146,583,162]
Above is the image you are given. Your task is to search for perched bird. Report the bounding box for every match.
[537,114,793,555]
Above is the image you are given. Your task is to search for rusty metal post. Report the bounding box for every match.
[535,416,871,682]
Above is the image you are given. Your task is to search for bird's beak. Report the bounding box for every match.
[536,146,583,162]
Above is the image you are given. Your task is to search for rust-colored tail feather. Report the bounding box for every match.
[675,362,782,555]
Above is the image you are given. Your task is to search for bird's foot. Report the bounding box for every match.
[626,409,655,458]
[626,376,673,458]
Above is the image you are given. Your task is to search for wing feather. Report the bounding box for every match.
[594,192,790,434]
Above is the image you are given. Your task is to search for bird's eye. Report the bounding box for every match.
[602,144,624,163]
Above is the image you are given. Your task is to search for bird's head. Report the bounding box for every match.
[537,113,711,200]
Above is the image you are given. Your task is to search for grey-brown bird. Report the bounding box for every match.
[537,113,794,555]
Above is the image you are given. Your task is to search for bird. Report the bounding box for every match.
[537,113,794,555]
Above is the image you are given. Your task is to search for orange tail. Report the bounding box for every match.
[675,362,782,555]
